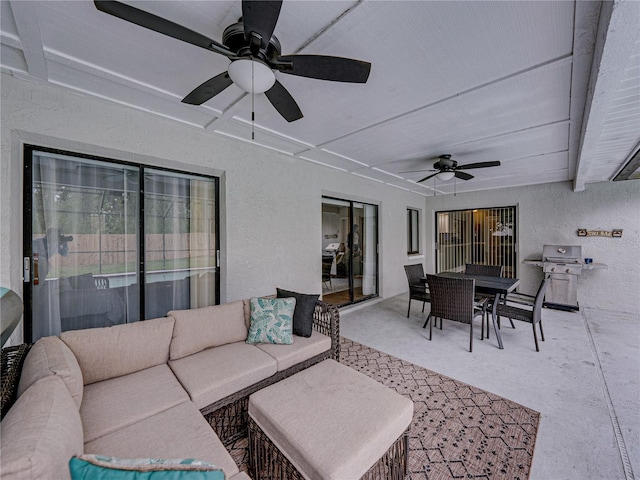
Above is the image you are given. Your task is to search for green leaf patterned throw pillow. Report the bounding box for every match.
[246,297,295,344]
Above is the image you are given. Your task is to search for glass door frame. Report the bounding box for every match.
[22,145,221,342]
[321,196,379,307]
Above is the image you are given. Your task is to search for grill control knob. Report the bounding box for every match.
[566,268,571,273]
[551,267,556,272]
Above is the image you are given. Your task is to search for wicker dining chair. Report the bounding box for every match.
[465,263,511,334]
[424,274,484,352]
[465,264,504,277]
[496,277,550,351]
[404,264,431,319]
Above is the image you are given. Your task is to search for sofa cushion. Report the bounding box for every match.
[18,335,84,409]
[276,288,319,337]
[81,364,189,443]
[229,474,251,480]
[69,455,224,480]
[84,401,240,479]
[256,331,332,371]
[229,474,252,480]
[0,375,84,480]
[169,342,277,410]
[169,300,248,360]
[61,316,175,385]
[246,297,295,345]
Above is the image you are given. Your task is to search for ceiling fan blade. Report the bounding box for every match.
[181,72,234,105]
[277,55,371,83]
[418,172,439,183]
[242,0,282,51]
[94,1,235,58]
[454,171,474,181]
[265,80,303,122]
[399,169,436,174]
[456,161,501,170]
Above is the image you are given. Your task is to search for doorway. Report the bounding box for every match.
[435,206,517,278]
[321,197,378,306]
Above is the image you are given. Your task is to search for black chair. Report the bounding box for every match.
[496,277,550,351]
[465,263,503,277]
[424,274,484,352]
[465,263,511,335]
[404,264,430,319]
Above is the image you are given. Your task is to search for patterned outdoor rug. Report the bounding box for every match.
[226,337,540,479]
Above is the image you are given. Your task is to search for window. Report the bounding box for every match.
[24,146,220,342]
[407,208,420,255]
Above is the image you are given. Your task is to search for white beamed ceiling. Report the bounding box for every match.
[1,0,638,195]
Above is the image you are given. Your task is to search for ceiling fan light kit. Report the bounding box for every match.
[436,171,455,181]
[228,59,275,93]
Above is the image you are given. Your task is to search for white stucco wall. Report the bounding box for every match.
[2,75,638,343]
[1,74,424,342]
[424,180,640,314]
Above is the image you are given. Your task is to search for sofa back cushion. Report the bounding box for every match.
[60,317,175,385]
[17,336,84,409]
[168,301,248,360]
[0,375,84,480]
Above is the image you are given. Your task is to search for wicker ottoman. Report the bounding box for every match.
[248,359,413,480]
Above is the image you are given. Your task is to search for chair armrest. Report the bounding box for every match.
[504,292,536,306]
[313,301,340,361]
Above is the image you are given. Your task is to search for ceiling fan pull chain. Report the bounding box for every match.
[251,58,255,140]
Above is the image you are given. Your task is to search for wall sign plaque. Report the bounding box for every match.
[577,229,622,237]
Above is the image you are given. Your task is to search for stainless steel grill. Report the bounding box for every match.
[541,245,583,311]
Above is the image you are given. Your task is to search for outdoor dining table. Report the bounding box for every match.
[431,271,520,349]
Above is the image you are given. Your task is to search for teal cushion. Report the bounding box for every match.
[246,297,295,345]
[69,455,225,480]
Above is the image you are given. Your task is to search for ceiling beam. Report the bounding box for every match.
[566,0,600,188]
[8,0,48,81]
[574,0,640,191]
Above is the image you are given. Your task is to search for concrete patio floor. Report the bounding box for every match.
[340,295,639,480]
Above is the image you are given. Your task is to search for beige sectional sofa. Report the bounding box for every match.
[0,298,339,479]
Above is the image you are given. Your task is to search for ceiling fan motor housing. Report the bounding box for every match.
[435,155,457,170]
[222,21,281,61]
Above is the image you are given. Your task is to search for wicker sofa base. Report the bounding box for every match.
[248,415,409,480]
[1,344,31,420]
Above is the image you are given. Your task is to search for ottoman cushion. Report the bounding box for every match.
[248,359,413,480]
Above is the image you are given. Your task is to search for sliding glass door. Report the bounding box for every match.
[143,170,218,318]
[435,206,516,278]
[23,146,219,342]
[321,197,378,306]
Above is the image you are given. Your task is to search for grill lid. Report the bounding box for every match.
[543,245,583,262]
